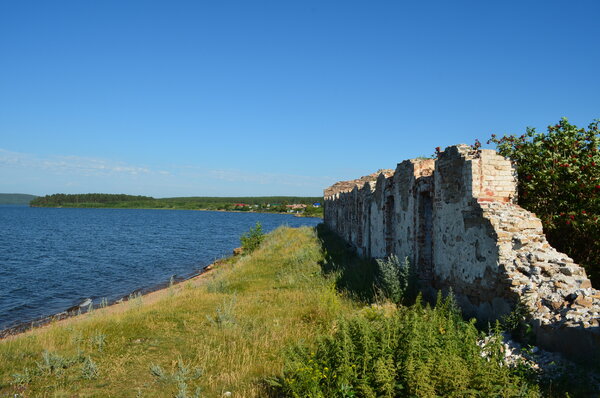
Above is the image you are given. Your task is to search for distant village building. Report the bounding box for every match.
[286,204,307,210]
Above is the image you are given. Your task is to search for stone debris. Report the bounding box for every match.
[323,169,394,198]
[483,201,600,332]
[478,333,600,392]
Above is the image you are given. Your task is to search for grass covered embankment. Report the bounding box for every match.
[1,226,587,397]
[0,227,353,397]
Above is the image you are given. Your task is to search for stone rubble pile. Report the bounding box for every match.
[483,202,600,330]
[479,333,600,392]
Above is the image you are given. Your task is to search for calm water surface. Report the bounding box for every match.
[0,206,321,330]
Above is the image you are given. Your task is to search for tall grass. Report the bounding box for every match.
[270,295,540,397]
[315,224,378,303]
[0,225,592,397]
[0,227,355,397]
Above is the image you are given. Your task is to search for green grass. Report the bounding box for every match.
[0,226,592,397]
[271,296,541,397]
[0,227,355,397]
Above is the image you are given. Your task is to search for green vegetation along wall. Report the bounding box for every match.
[488,118,600,286]
[324,143,600,363]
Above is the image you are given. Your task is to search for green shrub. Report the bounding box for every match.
[375,255,418,305]
[375,255,404,304]
[500,300,535,345]
[240,222,265,254]
[488,118,600,285]
[271,293,540,397]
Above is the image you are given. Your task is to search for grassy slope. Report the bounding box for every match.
[0,227,355,397]
[1,226,592,397]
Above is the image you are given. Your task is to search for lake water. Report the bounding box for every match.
[0,206,321,330]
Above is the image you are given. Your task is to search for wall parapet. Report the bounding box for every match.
[324,144,599,362]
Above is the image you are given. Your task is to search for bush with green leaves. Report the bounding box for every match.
[271,293,539,398]
[488,118,600,285]
[375,255,417,305]
[240,222,265,254]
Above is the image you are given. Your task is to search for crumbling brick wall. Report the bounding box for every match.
[324,144,599,362]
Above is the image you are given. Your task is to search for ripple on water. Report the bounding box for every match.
[0,206,321,330]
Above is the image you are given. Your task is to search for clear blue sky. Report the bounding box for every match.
[1,1,598,197]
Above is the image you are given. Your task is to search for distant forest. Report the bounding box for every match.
[0,193,38,205]
[31,193,153,207]
[30,194,324,216]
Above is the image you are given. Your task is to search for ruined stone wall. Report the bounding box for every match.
[324,145,599,362]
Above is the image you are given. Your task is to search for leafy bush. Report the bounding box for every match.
[375,255,404,304]
[489,118,600,285]
[500,300,535,345]
[271,293,539,397]
[375,255,418,305]
[240,222,265,254]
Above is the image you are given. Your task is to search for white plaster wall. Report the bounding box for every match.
[431,146,508,320]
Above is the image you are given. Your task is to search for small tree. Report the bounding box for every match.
[375,255,417,304]
[488,117,599,285]
[240,222,265,254]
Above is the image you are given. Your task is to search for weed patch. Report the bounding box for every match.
[270,294,540,398]
[0,225,592,397]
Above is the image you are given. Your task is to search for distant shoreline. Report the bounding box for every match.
[29,205,323,218]
[28,194,324,217]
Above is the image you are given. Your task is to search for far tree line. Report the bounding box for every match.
[29,194,324,216]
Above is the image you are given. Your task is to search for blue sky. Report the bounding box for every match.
[1,1,599,197]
